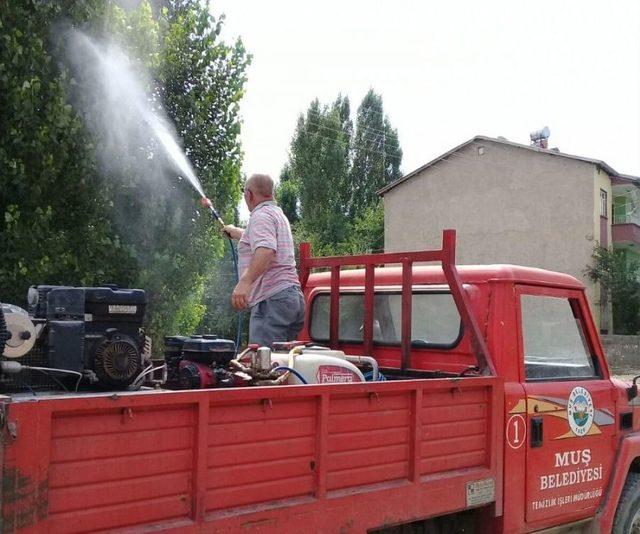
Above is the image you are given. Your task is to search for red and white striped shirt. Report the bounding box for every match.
[238,201,299,307]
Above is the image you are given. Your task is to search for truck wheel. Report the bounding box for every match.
[613,472,640,534]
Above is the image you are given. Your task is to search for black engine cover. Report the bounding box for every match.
[5,285,148,391]
[181,337,236,365]
[48,321,85,372]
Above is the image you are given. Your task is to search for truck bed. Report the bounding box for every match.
[1,377,503,533]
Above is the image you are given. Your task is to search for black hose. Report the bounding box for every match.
[205,202,243,354]
[227,236,243,353]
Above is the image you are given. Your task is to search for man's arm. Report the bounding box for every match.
[232,247,276,310]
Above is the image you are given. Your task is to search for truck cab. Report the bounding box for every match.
[297,229,640,533]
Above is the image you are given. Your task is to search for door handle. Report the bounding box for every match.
[531,416,543,448]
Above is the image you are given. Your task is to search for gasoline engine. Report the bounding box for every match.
[164,335,238,389]
[0,285,149,391]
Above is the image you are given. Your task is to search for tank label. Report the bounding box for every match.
[316,365,359,383]
[108,305,137,314]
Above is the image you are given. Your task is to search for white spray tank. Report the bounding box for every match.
[271,348,365,385]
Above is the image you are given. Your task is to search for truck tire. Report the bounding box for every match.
[613,472,640,534]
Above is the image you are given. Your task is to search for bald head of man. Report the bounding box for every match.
[244,173,275,211]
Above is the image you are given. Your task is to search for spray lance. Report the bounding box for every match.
[199,196,243,351]
[199,197,225,226]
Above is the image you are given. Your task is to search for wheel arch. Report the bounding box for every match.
[595,433,640,532]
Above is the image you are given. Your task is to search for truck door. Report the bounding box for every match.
[515,285,616,527]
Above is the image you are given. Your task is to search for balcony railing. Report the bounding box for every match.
[613,211,640,227]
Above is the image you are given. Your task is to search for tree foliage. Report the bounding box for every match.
[336,201,385,255]
[1,1,131,299]
[278,89,401,255]
[0,0,249,348]
[349,90,402,220]
[276,164,299,224]
[199,244,249,344]
[287,96,352,254]
[585,246,640,334]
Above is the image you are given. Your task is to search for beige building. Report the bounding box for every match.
[379,136,640,332]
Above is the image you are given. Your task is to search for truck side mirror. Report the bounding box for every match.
[627,375,640,401]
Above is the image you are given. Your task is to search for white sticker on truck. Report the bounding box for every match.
[567,387,594,437]
[466,479,495,507]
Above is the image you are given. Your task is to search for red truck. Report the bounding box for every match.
[2,229,640,533]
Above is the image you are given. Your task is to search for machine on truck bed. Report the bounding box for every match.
[1,229,640,533]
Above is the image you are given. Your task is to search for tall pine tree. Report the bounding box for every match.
[276,164,299,224]
[348,89,402,220]
[283,95,352,254]
[279,89,401,255]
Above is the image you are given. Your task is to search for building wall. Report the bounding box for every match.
[383,139,601,321]
[594,167,612,246]
[593,168,613,331]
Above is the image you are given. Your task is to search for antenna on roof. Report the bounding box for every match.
[530,126,550,149]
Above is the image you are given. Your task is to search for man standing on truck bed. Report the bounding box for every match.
[222,173,305,347]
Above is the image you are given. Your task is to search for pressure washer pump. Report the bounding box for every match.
[163,338,380,390]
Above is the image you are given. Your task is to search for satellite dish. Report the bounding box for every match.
[530,126,550,142]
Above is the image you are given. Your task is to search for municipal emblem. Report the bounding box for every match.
[567,387,594,437]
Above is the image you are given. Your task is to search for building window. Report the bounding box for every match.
[600,189,607,218]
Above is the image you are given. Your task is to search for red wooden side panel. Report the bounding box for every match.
[3,401,196,533]
[206,398,317,511]
[327,392,411,492]
[421,387,489,476]
[47,404,195,532]
[1,379,502,533]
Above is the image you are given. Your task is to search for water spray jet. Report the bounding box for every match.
[66,29,243,350]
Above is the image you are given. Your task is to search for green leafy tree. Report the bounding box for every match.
[585,246,640,334]
[287,96,352,255]
[281,90,401,255]
[348,89,402,220]
[336,201,385,255]
[275,164,299,224]
[0,0,135,305]
[127,1,248,345]
[0,1,249,349]
[199,246,249,344]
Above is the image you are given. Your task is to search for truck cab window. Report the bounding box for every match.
[521,295,598,380]
[309,291,462,348]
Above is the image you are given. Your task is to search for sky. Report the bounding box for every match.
[212,0,640,195]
